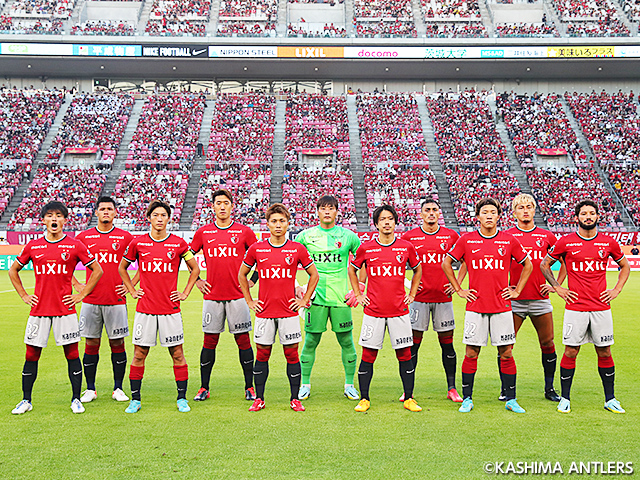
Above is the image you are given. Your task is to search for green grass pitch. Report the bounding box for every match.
[0,271,638,479]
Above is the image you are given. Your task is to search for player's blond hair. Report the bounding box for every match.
[512,193,536,211]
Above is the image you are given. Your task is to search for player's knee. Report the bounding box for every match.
[283,345,299,364]
[25,345,42,362]
[465,346,480,359]
[564,346,580,358]
[396,347,411,362]
[412,330,424,343]
[595,346,611,358]
[203,333,220,350]
[234,332,252,350]
[133,347,149,363]
[85,343,100,356]
[86,337,101,347]
[438,332,454,344]
[361,347,378,363]
[498,345,513,360]
[64,343,79,360]
[109,341,126,353]
[256,345,272,362]
[170,346,185,363]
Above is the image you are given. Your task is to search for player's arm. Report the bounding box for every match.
[540,254,577,304]
[348,263,370,306]
[444,260,467,296]
[118,257,143,299]
[8,260,38,306]
[171,254,200,302]
[63,261,103,306]
[541,258,566,294]
[406,263,422,305]
[71,275,85,294]
[442,255,477,302]
[502,256,532,300]
[600,256,630,304]
[239,263,263,312]
[290,264,319,311]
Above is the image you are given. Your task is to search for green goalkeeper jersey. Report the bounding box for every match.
[295,225,361,307]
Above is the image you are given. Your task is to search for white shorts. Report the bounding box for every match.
[254,316,301,346]
[24,314,80,348]
[562,310,614,347]
[409,301,455,332]
[79,303,129,339]
[132,312,184,347]
[359,314,413,350]
[463,311,516,347]
[511,299,553,319]
[202,298,252,334]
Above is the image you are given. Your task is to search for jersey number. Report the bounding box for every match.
[26,322,39,340]
[464,322,477,337]
[361,324,375,340]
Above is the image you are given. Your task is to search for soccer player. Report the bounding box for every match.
[403,198,463,403]
[189,189,258,402]
[505,194,562,402]
[294,195,361,401]
[348,205,423,413]
[540,199,629,414]
[118,200,200,413]
[9,201,103,415]
[74,196,133,403]
[239,203,319,412]
[443,197,532,414]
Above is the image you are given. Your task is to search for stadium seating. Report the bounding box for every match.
[193,94,276,229]
[70,20,135,35]
[608,166,640,224]
[424,22,487,37]
[8,167,107,230]
[0,15,63,33]
[217,0,277,38]
[218,21,276,36]
[354,0,416,37]
[45,93,135,167]
[146,0,210,36]
[553,0,630,36]
[422,0,481,19]
[287,22,346,37]
[495,22,560,37]
[0,167,24,219]
[8,0,74,18]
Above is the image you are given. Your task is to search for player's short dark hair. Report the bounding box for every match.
[575,199,599,217]
[421,197,440,209]
[95,196,116,209]
[317,195,339,210]
[265,203,291,221]
[146,200,172,218]
[475,197,502,217]
[212,189,233,204]
[40,201,68,219]
[373,204,398,225]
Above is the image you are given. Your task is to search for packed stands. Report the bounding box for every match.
[217,0,277,38]
[427,90,518,227]
[495,22,560,37]
[496,92,587,167]
[192,93,275,229]
[424,22,487,37]
[218,21,276,36]
[145,19,206,35]
[0,16,63,33]
[146,0,210,36]
[287,22,346,37]
[566,19,630,36]
[70,20,135,35]
[609,166,640,224]
[0,166,24,219]
[45,93,135,167]
[622,0,640,20]
[422,0,481,19]
[8,0,74,17]
[553,0,630,36]
[354,0,416,37]
[8,167,107,231]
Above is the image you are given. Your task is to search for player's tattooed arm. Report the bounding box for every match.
[541,258,566,295]
[405,263,422,305]
[601,256,630,304]
[540,254,578,304]
[290,264,319,311]
[502,256,532,300]
[348,264,370,307]
[442,255,477,302]
[8,260,38,306]
[64,261,103,306]
[239,263,264,313]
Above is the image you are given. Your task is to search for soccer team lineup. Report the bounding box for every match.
[8,190,631,417]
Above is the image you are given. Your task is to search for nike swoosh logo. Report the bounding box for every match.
[243,360,253,365]
[369,257,379,262]
[290,373,301,378]
[347,359,356,363]
[446,355,456,359]
[254,370,263,375]
[462,384,469,388]
[258,258,268,262]
[131,390,139,394]
[140,252,151,256]
[472,249,481,254]
[83,363,96,367]
[406,369,415,374]
[88,244,97,248]
[35,254,45,258]
[605,372,614,377]
[546,359,556,363]
[73,371,82,376]
[201,362,211,366]
[22,373,33,376]
[116,360,126,365]
[560,376,571,380]
[207,239,216,243]
[509,386,515,389]
[571,251,581,255]
[192,48,206,55]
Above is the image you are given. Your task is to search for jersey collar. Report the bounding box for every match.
[420,225,440,236]
[95,225,115,235]
[44,234,67,244]
[148,232,170,243]
[215,220,234,230]
[478,229,499,239]
[267,238,288,249]
[516,225,536,233]
[375,237,396,247]
[577,231,598,241]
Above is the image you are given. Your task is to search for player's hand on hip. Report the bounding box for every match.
[196,279,211,295]
[21,294,38,306]
[600,288,620,304]
[74,283,86,294]
[62,293,84,306]
[457,288,477,302]
[355,294,370,307]
[539,284,555,295]
[170,290,188,302]
[555,286,578,304]
[131,288,144,299]
[289,297,309,311]
[295,285,307,299]
[443,283,455,296]
[247,299,264,313]
[501,286,519,300]
[115,284,128,297]
[404,293,415,305]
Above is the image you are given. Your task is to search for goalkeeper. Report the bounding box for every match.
[295,196,364,401]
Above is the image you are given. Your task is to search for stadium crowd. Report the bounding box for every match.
[353,0,416,37]
[70,20,135,35]
[8,0,74,17]
[218,21,276,36]
[565,19,630,36]
[145,19,206,36]
[0,166,24,219]
[495,22,560,37]
[0,16,63,33]
[287,22,346,37]
[219,0,277,19]
[422,0,481,19]
[424,22,487,37]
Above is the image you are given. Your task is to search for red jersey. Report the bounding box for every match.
[404,226,459,303]
[448,230,528,314]
[506,226,557,301]
[16,235,95,317]
[548,231,624,312]
[351,238,420,318]
[123,233,191,315]
[190,221,257,301]
[76,226,133,306]
[242,239,313,319]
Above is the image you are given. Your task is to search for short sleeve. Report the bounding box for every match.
[511,238,528,264]
[447,237,465,262]
[351,244,366,270]
[190,228,203,254]
[16,243,32,267]
[243,244,257,268]
[123,239,138,263]
[407,243,420,269]
[76,232,87,247]
[609,239,625,262]
[547,231,558,249]
[245,228,257,249]
[349,231,361,254]
[295,230,307,247]
[76,243,95,266]
[548,236,566,260]
[298,244,314,269]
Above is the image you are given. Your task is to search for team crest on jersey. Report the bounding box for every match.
[440,242,448,251]
[285,256,294,265]
[498,247,506,256]
[230,236,239,245]
[61,252,69,261]
[396,254,404,263]
[598,249,606,259]
[167,251,175,260]
[536,239,544,248]
[335,240,342,248]
[112,241,120,251]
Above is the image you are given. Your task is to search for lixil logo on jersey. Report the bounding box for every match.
[369,265,404,277]
[570,260,606,272]
[141,261,174,273]
[97,252,120,264]
[260,267,293,279]
[35,263,70,275]
[423,253,446,264]
[208,246,239,257]
[471,258,505,270]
